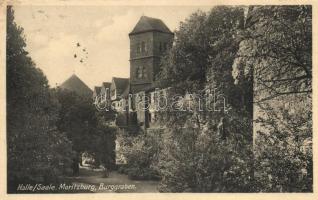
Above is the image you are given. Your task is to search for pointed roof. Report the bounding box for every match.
[122,83,130,98]
[93,86,101,99]
[112,77,129,96]
[94,86,101,93]
[93,86,102,99]
[93,86,101,95]
[129,16,173,36]
[102,82,111,89]
[60,74,92,96]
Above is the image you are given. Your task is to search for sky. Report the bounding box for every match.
[13,5,212,89]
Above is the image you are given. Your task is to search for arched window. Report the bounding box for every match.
[136,66,147,79]
[141,41,146,53]
[163,42,167,50]
[136,67,141,79]
[136,43,140,54]
[142,66,147,78]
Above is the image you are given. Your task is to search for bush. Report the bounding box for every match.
[156,109,254,192]
[117,131,162,180]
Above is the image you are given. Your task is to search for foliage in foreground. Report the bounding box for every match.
[233,5,312,192]
[7,6,73,192]
[157,110,254,192]
[56,89,117,169]
[121,5,312,192]
[117,131,161,180]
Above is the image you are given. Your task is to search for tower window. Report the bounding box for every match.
[141,41,146,53]
[159,42,168,52]
[163,42,167,50]
[136,43,141,54]
[137,67,142,79]
[142,66,147,78]
[136,66,147,79]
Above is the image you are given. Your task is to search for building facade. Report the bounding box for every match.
[93,16,174,132]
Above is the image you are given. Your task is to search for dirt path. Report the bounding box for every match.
[64,166,159,193]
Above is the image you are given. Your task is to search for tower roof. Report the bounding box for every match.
[129,16,173,35]
[60,74,92,96]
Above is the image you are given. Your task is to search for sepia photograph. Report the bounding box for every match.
[2,0,314,197]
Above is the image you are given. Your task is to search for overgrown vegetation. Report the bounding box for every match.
[7,6,74,192]
[55,89,116,170]
[7,4,312,193]
[7,6,117,192]
[233,6,312,192]
[117,131,161,180]
[120,5,312,192]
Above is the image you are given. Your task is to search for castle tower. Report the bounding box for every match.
[129,16,174,93]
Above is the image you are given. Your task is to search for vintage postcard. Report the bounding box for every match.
[0,0,316,199]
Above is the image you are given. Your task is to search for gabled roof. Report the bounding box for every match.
[102,82,111,89]
[129,16,173,35]
[112,77,129,96]
[60,74,92,97]
[122,83,130,98]
[93,86,101,96]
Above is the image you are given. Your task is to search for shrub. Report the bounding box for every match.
[117,131,162,180]
[157,109,254,192]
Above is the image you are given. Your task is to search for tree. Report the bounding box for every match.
[157,6,245,95]
[56,89,116,169]
[232,5,312,192]
[7,6,73,192]
[93,111,117,170]
[56,90,96,153]
[232,5,312,103]
[254,98,312,192]
[156,10,208,92]
[154,6,254,192]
